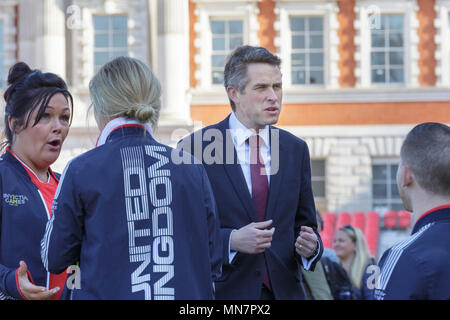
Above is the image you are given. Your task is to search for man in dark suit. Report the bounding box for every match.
[178,45,323,299]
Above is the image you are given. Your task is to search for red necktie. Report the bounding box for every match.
[247,135,272,291]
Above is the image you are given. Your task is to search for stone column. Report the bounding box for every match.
[156,0,191,126]
[18,0,66,78]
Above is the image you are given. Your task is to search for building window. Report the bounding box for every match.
[210,19,243,84]
[93,15,128,73]
[0,21,4,88]
[448,12,450,79]
[370,14,404,84]
[311,159,326,200]
[372,161,403,212]
[290,16,324,85]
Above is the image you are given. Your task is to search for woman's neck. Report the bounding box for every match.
[10,147,49,183]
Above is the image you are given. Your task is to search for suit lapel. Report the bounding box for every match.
[215,116,258,222]
[265,127,286,221]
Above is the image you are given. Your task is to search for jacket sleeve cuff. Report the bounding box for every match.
[221,228,234,266]
[6,268,34,300]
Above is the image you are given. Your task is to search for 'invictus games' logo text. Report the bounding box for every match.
[3,194,28,206]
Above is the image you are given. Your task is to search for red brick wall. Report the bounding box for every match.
[191,102,450,126]
[337,0,356,87]
[257,0,276,53]
[417,0,437,86]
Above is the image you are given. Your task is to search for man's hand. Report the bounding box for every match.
[230,220,275,254]
[295,226,318,259]
[17,261,60,300]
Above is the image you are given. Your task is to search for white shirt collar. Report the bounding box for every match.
[96,117,153,147]
[228,112,270,147]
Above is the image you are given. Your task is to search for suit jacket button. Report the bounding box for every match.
[256,270,261,276]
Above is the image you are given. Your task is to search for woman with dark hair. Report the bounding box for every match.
[0,62,73,300]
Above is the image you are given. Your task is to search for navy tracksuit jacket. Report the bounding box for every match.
[0,151,60,300]
[376,205,450,300]
[41,126,222,299]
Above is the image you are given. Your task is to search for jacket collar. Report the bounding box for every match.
[228,112,270,148]
[96,117,153,147]
[413,205,450,234]
[211,114,286,222]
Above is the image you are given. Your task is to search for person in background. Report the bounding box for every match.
[301,211,333,300]
[0,62,73,300]
[376,122,450,300]
[302,211,354,300]
[40,56,222,299]
[315,211,338,263]
[333,225,376,300]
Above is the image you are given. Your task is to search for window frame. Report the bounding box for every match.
[203,14,249,90]
[355,0,417,88]
[371,158,403,212]
[0,20,4,89]
[370,14,405,84]
[436,1,450,86]
[69,0,148,89]
[209,17,245,85]
[0,2,18,91]
[277,1,339,89]
[192,0,259,91]
[92,14,129,74]
[289,16,325,86]
[311,159,326,201]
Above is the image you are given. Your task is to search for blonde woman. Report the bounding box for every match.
[333,225,376,299]
[40,56,222,299]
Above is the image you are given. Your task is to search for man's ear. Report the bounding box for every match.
[226,86,239,107]
[401,165,415,188]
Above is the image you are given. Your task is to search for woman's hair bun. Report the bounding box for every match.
[7,62,33,85]
[125,103,155,123]
[4,62,34,103]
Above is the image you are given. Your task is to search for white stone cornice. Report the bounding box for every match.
[282,86,450,103]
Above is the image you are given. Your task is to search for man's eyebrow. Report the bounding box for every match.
[253,81,282,88]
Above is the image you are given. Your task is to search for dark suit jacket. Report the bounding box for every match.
[178,115,323,299]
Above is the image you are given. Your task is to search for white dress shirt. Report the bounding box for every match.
[226,113,319,270]
[229,112,271,193]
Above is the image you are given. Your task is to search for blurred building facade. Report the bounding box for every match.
[1,0,449,256]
